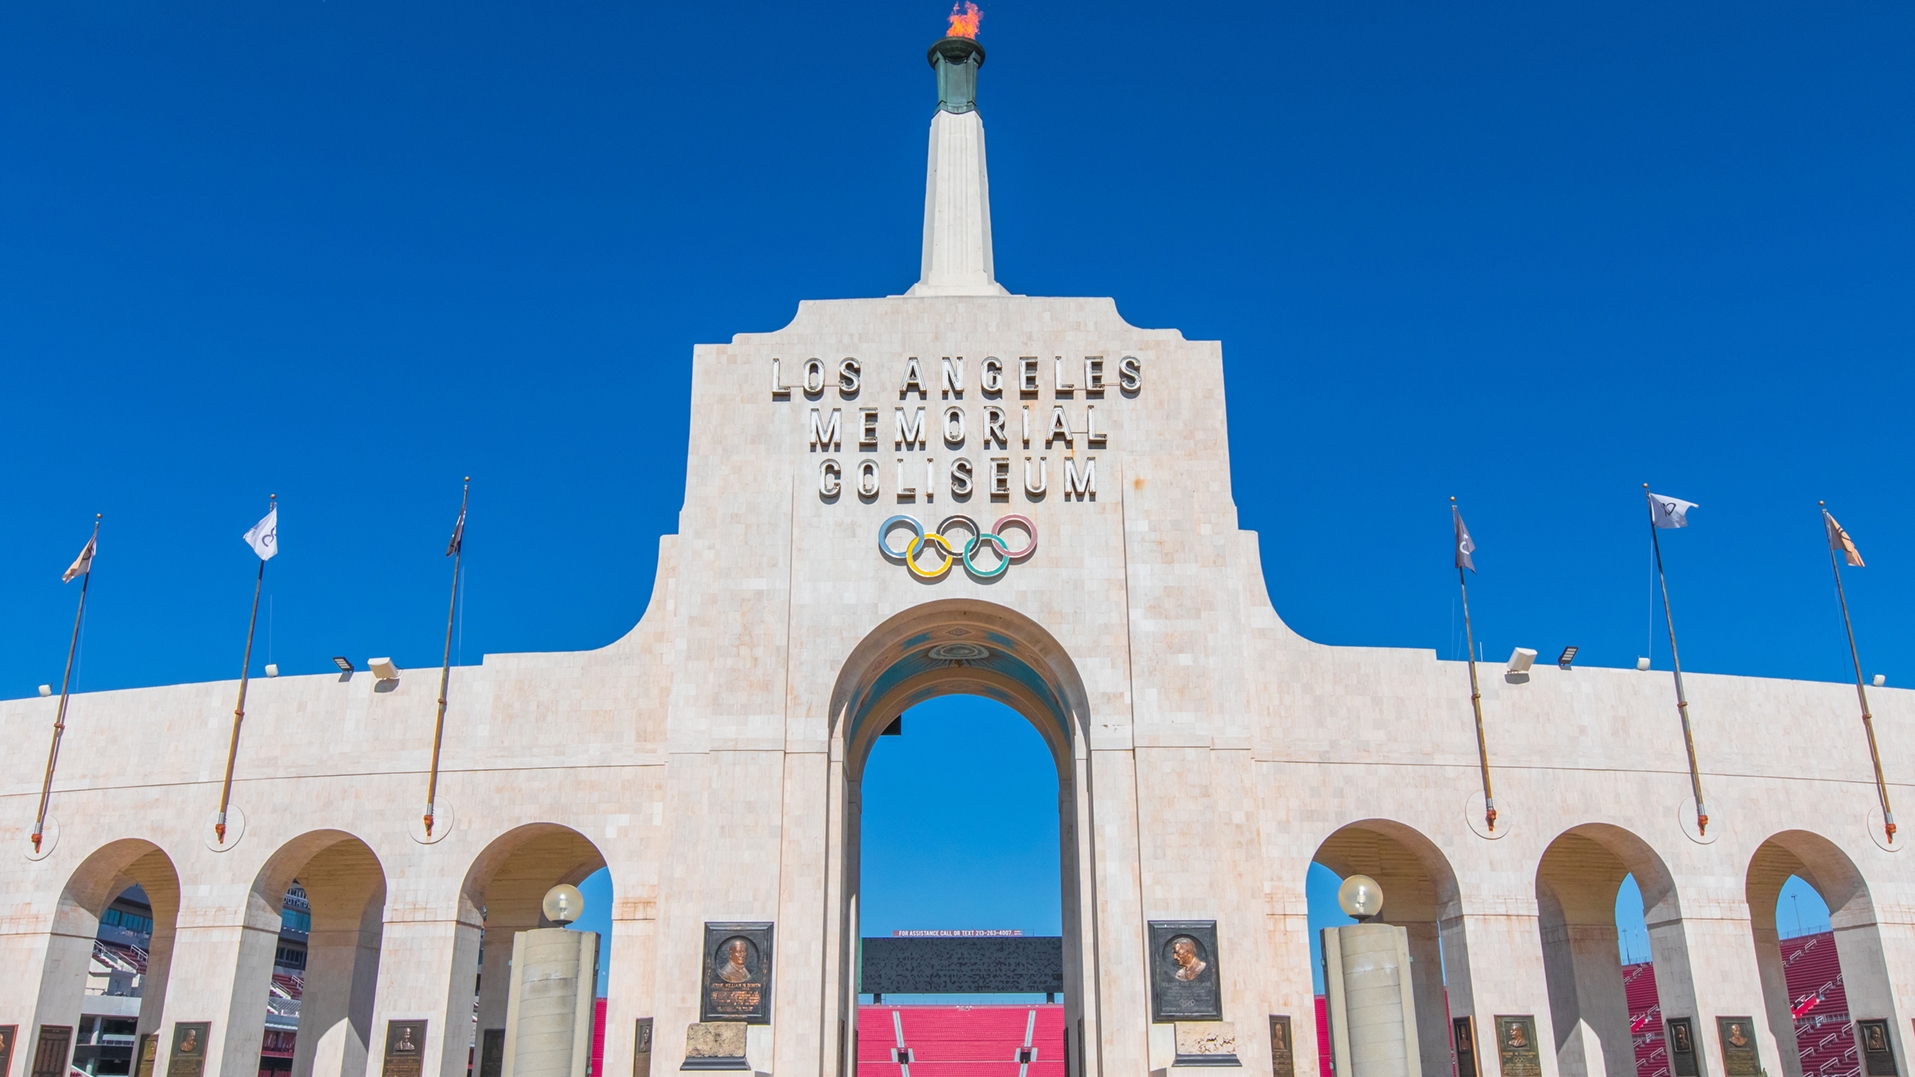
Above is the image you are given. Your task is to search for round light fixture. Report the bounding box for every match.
[542,883,585,927]
[1337,875,1384,921]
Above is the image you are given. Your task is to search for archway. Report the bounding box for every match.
[1535,825,1693,1077]
[28,840,181,1077]
[453,824,610,1077]
[228,831,388,1077]
[824,600,1094,1077]
[1746,830,1903,1077]
[1311,820,1467,1077]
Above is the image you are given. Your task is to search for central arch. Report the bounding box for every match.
[821,599,1097,1077]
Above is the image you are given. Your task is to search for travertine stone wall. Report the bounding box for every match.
[0,295,1908,1077]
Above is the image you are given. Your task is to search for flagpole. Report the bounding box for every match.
[32,514,100,854]
[217,495,272,845]
[1822,502,1895,845]
[424,478,469,838]
[1646,484,1707,837]
[1453,497,1495,833]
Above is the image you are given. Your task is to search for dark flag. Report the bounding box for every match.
[1453,506,1477,573]
[446,504,466,557]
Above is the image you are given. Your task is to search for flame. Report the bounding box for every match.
[946,2,981,39]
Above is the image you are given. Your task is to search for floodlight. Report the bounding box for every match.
[542,884,584,927]
[38,685,52,698]
[1507,648,1536,674]
[1874,675,1887,688]
[1557,646,1578,670]
[1637,657,1651,671]
[333,657,355,673]
[369,657,401,681]
[264,664,279,678]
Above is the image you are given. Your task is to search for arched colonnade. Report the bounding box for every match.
[18,823,612,1077]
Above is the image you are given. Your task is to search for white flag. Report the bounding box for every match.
[62,534,97,583]
[1648,492,1697,530]
[244,505,279,561]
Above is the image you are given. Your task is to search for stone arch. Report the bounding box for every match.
[1311,819,1467,1077]
[227,830,388,1077]
[452,824,610,1077]
[823,599,1096,1077]
[1746,829,1904,1077]
[27,838,182,1076]
[1535,823,1691,1077]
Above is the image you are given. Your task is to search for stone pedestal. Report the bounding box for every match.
[501,929,598,1077]
[1322,924,1422,1077]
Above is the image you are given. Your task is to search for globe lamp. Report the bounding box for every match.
[1337,875,1384,922]
[542,884,585,927]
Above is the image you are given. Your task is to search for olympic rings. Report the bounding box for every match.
[879,514,1037,580]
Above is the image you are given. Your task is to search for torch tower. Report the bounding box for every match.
[906,26,1010,296]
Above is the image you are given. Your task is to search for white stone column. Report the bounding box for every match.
[906,108,1009,298]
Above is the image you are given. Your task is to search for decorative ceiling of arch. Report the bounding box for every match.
[847,630,1072,749]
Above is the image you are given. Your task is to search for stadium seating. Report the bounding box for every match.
[857,1004,1065,1077]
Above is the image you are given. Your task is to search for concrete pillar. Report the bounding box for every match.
[1748,924,1802,1077]
[294,897,384,1077]
[501,929,597,1077]
[1403,922,1451,1077]
[1442,911,1562,1077]
[1323,923,1422,1077]
[366,915,482,1077]
[906,37,1008,297]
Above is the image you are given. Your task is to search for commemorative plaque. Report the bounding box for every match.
[1859,1019,1899,1077]
[1147,921,1221,1021]
[381,1020,426,1077]
[1453,1016,1480,1077]
[478,1030,504,1077]
[700,922,774,1024]
[1716,1017,1759,1077]
[1494,1016,1541,1077]
[167,1022,210,1077]
[133,1033,155,1077]
[0,1026,14,1077]
[633,1018,654,1077]
[1666,1017,1700,1077]
[1268,1016,1294,1077]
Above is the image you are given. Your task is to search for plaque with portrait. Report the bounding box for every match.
[1858,1019,1899,1077]
[1147,921,1221,1022]
[633,1018,654,1077]
[700,922,774,1024]
[0,1025,14,1077]
[168,1022,210,1077]
[1716,1017,1759,1077]
[1268,1015,1294,1077]
[1494,1016,1541,1077]
[1453,1016,1480,1077]
[133,1033,156,1077]
[1666,1017,1700,1077]
[381,1020,427,1077]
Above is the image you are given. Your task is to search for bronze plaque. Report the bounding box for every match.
[1453,1016,1480,1077]
[633,1018,654,1077]
[133,1033,156,1077]
[1716,1017,1759,1077]
[382,1020,426,1077]
[167,1022,209,1077]
[700,922,774,1024]
[1667,1018,1700,1077]
[1147,921,1222,1022]
[1494,1016,1541,1077]
[1859,1019,1899,1077]
[478,1029,504,1077]
[1268,1015,1294,1077]
[29,1026,69,1077]
[0,1025,15,1077]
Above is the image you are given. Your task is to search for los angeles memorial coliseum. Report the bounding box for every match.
[2,27,1908,1077]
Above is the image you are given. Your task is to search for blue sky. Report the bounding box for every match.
[2,0,1891,998]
